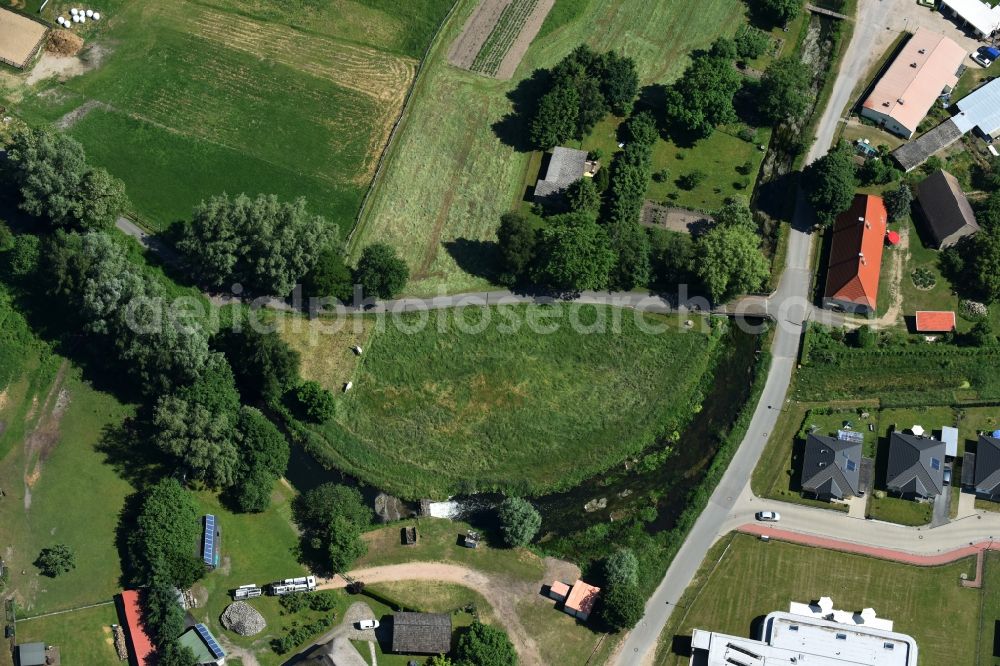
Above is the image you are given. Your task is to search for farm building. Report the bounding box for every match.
[861,28,965,139]
[915,310,957,333]
[548,580,571,602]
[533,147,598,205]
[974,434,1000,500]
[15,643,46,666]
[886,431,946,499]
[390,612,452,654]
[954,76,1000,141]
[177,624,226,665]
[118,590,156,666]
[822,194,887,317]
[939,0,1000,38]
[915,170,980,248]
[0,8,48,70]
[563,580,601,621]
[800,433,863,501]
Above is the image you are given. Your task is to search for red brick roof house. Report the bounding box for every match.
[822,194,888,317]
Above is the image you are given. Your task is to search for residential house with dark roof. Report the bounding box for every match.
[800,434,863,500]
[390,612,452,655]
[822,194,887,317]
[533,147,597,204]
[886,432,946,499]
[974,434,1000,501]
[915,170,980,249]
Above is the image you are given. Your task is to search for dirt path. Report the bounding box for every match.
[22,361,71,511]
[318,562,546,665]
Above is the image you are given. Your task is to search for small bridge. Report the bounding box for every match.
[805,3,850,20]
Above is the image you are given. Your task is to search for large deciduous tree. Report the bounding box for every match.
[177,193,331,296]
[496,211,540,286]
[532,212,615,291]
[354,242,409,300]
[802,141,857,225]
[214,326,301,403]
[695,217,770,303]
[756,0,802,24]
[6,127,128,231]
[498,497,542,548]
[758,57,812,125]
[664,41,742,139]
[456,622,517,666]
[127,478,204,588]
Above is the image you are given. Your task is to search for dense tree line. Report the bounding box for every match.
[755,0,802,24]
[530,45,640,149]
[5,127,129,231]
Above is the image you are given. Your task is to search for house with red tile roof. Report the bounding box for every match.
[915,310,956,332]
[823,194,888,317]
[118,590,155,666]
[563,579,601,621]
[861,28,966,139]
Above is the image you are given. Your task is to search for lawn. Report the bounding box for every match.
[5,0,453,232]
[0,359,135,616]
[978,552,1000,665]
[654,533,980,666]
[13,603,122,665]
[303,305,723,498]
[867,494,931,525]
[352,0,754,295]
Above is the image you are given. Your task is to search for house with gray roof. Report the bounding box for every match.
[886,432,946,499]
[915,170,980,249]
[800,433,863,500]
[974,434,1000,501]
[533,147,596,204]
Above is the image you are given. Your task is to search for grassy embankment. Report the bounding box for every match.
[6,0,453,233]
[280,305,723,498]
[654,533,980,666]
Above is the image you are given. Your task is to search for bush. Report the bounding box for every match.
[678,170,707,190]
[456,622,516,666]
[354,243,409,300]
[911,267,936,290]
[603,549,639,588]
[293,380,336,423]
[498,497,542,547]
[5,234,41,279]
[735,25,771,60]
[600,583,644,630]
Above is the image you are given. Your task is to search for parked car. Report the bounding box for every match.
[755,511,781,522]
[356,619,380,630]
[944,465,953,485]
[973,51,993,68]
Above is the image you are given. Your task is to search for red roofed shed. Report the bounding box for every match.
[563,580,601,621]
[823,194,887,317]
[915,310,956,332]
[119,590,155,666]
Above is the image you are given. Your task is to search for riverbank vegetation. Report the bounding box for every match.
[296,305,725,498]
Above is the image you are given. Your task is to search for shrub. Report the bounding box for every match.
[498,497,542,547]
[35,544,75,577]
[293,380,336,423]
[960,299,989,321]
[456,622,516,666]
[678,170,707,190]
[600,583,644,630]
[603,549,639,588]
[911,266,936,290]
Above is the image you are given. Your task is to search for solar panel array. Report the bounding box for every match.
[195,623,226,659]
[837,429,864,444]
[203,514,216,566]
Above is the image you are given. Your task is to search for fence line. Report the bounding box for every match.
[16,599,114,622]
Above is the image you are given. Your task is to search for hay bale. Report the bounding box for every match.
[46,29,84,57]
[221,601,267,636]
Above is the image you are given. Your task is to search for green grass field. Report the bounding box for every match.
[352,0,752,295]
[655,534,981,666]
[301,305,722,498]
[6,0,453,232]
[13,603,122,665]
[0,357,134,616]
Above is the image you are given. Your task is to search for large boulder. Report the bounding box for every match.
[220,601,266,636]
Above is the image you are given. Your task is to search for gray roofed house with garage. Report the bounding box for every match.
[915,170,981,249]
[974,435,1000,501]
[800,433,863,500]
[533,146,595,204]
[390,612,452,655]
[886,432,946,499]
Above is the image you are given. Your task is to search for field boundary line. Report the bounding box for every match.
[346,0,463,257]
[16,599,114,621]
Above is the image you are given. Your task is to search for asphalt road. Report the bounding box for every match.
[611,1,894,661]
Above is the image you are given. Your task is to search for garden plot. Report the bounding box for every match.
[449,0,554,79]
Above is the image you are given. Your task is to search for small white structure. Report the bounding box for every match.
[911,424,925,437]
[789,598,895,631]
[344,381,353,392]
[70,7,78,14]
[92,12,100,20]
[352,345,363,355]
[56,16,64,24]
[85,8,93,16]
[942,425,959,458]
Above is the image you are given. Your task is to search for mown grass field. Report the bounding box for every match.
[655,534,981,666]
[301,305,722,498]
[352,0,752,295]
[6,0,452,232]
[13,603,122,665]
